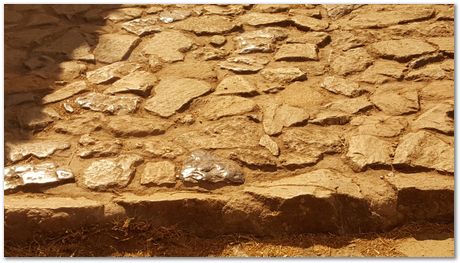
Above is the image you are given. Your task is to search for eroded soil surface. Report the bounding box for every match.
[4,4,454,257]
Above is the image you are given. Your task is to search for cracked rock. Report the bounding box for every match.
[369,39,436,62]
[42,81,88,104]
[291,16,329,31]
[274,43,318,61]
[122,16,162,36]
[350,115,408,137]
[262,103,310,135]
[144,140,185,159]
[346,7,434,28]
[371,87,419,116]
[78,136,122,158]
[234,27,288,54]
[54,113,103,135]
[6,141,70,163]
[215,75,257,96]
[261,67,306,83]
[76,92,140,115]
[259,134,280,156]
[103,71,157,96]
[35,29,94,61]
[144,78,211,117]
[219,56,269,73]
[199,96,257,120]
[359,60,406,84]
[346,135,394,171]
[230,149,277,167]
[240,13,289,26]
[412,103,454,134]
[141,161,176,186]
[174,16,238,34]
[106,115,171,136]
[142,31,194,62]
[159,9,191,23]
[331,48,374,76]
[82,154,143,191]
[94,34,140,63]
[320,76,365,97]
[86,61,142,84]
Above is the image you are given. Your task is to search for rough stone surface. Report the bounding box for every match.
[369,39,436,62]
[6,141,71,163]
[42,81,87,104]
[412,103,454,134]
[371,87,419,116]
[331,48,374,76]
[259,134,280,156]
[199,96,257,120]
[240,13,289,26]
[94,34,140,63]
[274,43,318,61]
[235,28,287,54]
[219,56,269,73]
[78,136,122,158]
[159,9,191,23]
[103,71,157,95]
[321,76,365,97]
[144,140,185,159]
[346,7,435,28]
[144,78,211,117]
[54,113,103,135]
[261,67,306,83]
[393,131,453,173]
[262,103,309,135]
[141,161,176,186]
[86,62,142,84]
[106,115,171,136]
[359,60,406,84]
[76,92,141,115]
[142,31,194,62]
[350,116,408,137]
[215,75,257,96]
[122,16,162,36]
[346,135,394,171]
[291,16,329,31]
[82,154,143,191]
[174,16,238,34]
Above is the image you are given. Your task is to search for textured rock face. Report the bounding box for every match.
[6,141,70,163]
[214,75,257,95]
[412,103,454,134]
[144,78,211,117]
[199,96,257,120]
[76,92,141,115]
[369,39,436,62]
[235,28,287,54]
[106,115,171,136]
[346,7,435,28]
[321,76,365,97]
[42,81,87,104]
[82,154,143,191]
[371,87,419,116]
[174,16,238,34]
[122,16,162,36]
[142,31,194,62]
[331,48,374,76]
[346,135,394,171]
[86,62,142,84]
[94,34,140,63]
[262,103,309,135]
[141,161,176,186]
[103,71,157,95]
[274,43,318,61]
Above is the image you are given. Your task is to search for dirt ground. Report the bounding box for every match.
[3,4,454,257]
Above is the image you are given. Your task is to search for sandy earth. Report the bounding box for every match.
[3,4,454,257]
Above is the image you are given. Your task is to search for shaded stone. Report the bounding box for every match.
[106,115,171,137]
[42,81,88,104]
[78,136,123,158]
[310,111,351,126]
[371,88,419,116]
[144,140,185,159]
[261,67,306,83]
[192,47,229,61]
[240,13,289,26]
[215,75,257,96]
[406,64,446,81]
[280,128,342,167]
[407,52,444,70]
[104,8,143,22]
[15,105,54,131]
[274,43,318,61]
[86,61,142,84]
[230,149,277,167]
[259,134,280,156]
[4,162,74,191]
[76,92,140,115]
[180,150,244,183]
[27,13,60,26]
[219,56,269,73]
[159,9,191,23]
[346,135,394,171]
[350,116,408,137]
[332,48,374,76]
[142,31,194,62]
[291,16,329,31]
[82,154,143,191]
[287,32,331,47]
[175,117,263,150]
[234,28,288,54]
[50,4,90,17]
[94,34,140,63]
[54,113,103,135]
[34,30,94,61]
[144,78,211,117]
[393,131,453,173]
[324,4,362,19]
[103,71,157,96]
[210,35,226,46]
[122,16,162,36]
[326,96,373,114]
[262,103,309,135]
[369,39,436,62]
[174,16,238,34]
[358,60,406,84]
[427,37,454,55]
[412,103,454,134]
[199,96,257,120]
[346,7,434,28]
[6,141,70,163]
[141,161,176,186]
[320,76,365,97]
[5,93,38,107]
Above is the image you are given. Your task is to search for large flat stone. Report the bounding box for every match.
[86,62,142,84]
[240,13,289,26]
[320,76,365,97]
[214,75,257,96]
[370,86,419,116]
[346,135,394,171]
[94,34,140,63]
[369,39,436,62]
[141,161,176,186]
[346,7,434,28]
[412,103,454,134]
[350,116,408,137]
[75,92,141,115]
[219,56,269,73]
[332,48,374,76]
[122,16,162,36]
[174,16,238,34]
[199,96,257,120]
[142,31,194,62]
[103,71,157,96]
[42,81,88,104]
[262,103,309,135]
[106,115,171,136]
[6,141,70,163]
[274,43,318,61]
[234,28,287,54]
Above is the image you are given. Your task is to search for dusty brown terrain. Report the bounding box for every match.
[4,4,454,257]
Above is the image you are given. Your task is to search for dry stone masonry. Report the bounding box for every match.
[3,4,454,240]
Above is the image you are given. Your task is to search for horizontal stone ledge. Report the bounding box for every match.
[4,170,454,241]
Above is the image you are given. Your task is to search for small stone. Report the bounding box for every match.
[350,116,408,137]
[261,67,306,83]
[54,113,103,135]
[180,150,244,183]
[406,64,446,81]
[427,37,453,55]
[274,43,318,61]
[106,115,171,137]
[324,4,362,19]
[82,154,143,191]
[230,149,277,167]
[122,16,162,36]
[193,47,229,61]
[144,78,211,117]
[346,135,394,171]
[174,16,238,34]
[219,56,269,73]
[291,16,329,31]
[332,48,374,76]
[369,39,436,62]
[146,6,163,14]
[240,13,289,26]
[75,92,141,115]
[144,140,185,159]
[234,28,288,54]
[16,105,53,131]
[78,139,122,158]
[94,34,140,63]
[4,162,74,191]
[104,8,142,22]
[393,131,453,173]
[103,71,156,96]
[320,76,365,97]
[141,161,176,186]
[34,29,94,61]
[159,9,191,23]
[325,96,373,114]
[287,32,331,47]
[142,31,194,62]
[210,35,226,46]
[310,111,351,126]
[412,103,454,134]
[6,141,70,163]
[370,87,419,116]
[358,60,406,84]
[42,81,88,104]
[259,134,280,156]
[215,75,257,96]
[262,103,310,135]
[86,61,142,84]
[199,96,257,120]
[176,114,195,125]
